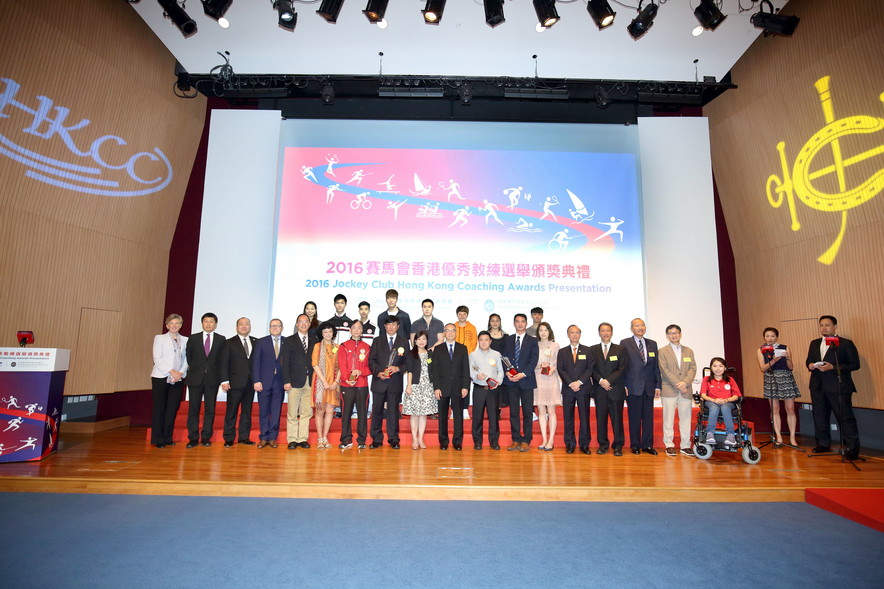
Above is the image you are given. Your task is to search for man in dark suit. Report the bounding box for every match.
[281,314,317,449]
[368,316,409,449]
[430,323,470,450]
[619,318,661,455]
[252,318,286,448]
[557,325,595,454]
[805,315,862,459]
[503,313,539,452]
[220,317,258,447]
[589,322,628,456]
[185,312,226,448]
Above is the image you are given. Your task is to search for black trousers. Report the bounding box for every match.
[811,387,860,453]
[370,388,400,445]
[223,383,254,443]
[471,384,499,446]
[187,383,218,443]
[562,387,591,448]
[507,386,534,444]
[437,392,465,447]
[626,391,655,449]
[151,377,182,445]
[595,391,625,450]
[340,386,369,445]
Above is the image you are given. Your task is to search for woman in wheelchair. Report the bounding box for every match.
[699,358,742,447]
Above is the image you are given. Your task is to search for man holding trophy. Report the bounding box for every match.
[336,321,372,449]
[368,316,409,449]
[469,331,505,450]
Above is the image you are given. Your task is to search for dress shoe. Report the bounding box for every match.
[238,439,255,445]
[223,441,234,448]
[288,442,299,450]
[631,448,641,455]
[154,443,165,449]
[566,445,575,454]
[454,444,462,451]
[440,444,449,450]
[186,441,198,448]
[490,443,500,450]
[390,443,400,449]
[812,446,830,453]
[613,447,623,457]
[166,442,176,446]
[519,442,530,452]
[269,440,278,448]
[338,442,353,449]
[508,442,521,451]
[257,441,267,449]
[642,447,658,456]
[596,447,608,455]
[474,444,482,450]
[201,440,212,447]
[357,444,366,449]
[580,446,590,455]
[369,442,383,449]
[300,442,311,449]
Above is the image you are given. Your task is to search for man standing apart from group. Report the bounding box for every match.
[620,318,661,455]
[337,321,372,449]
[368,316,408,449]
[658,324,698,457]
[589,323,628,456]
[504,313,539,452]
[431,324,470,450]
[557,325,594,454]
[252,319,286,448]
[220,317,257,447]
[185,312,226,448]
[281,314,317,449]
[806,315,862,459]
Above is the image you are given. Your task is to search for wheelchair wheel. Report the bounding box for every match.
[694,442,713,460]
[741,445,761,465]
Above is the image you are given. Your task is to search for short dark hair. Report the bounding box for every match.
[383,315,400,325]
[819,315,837,325]
[514,313,527,322]
[531,307,544,315]
[763,327,779,337]
[422,298,434,307]
[358,301,370,309]
[334,294,347,304]
[598,322,612,331]
[456,305,469,315]
[385,289,399,298]
[665,324,682,334]
[201,312,218,322]
[477,330,491,340]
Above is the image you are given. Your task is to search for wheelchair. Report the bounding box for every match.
[690,368,761,465]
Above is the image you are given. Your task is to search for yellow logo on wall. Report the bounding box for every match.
[765,76,884,264]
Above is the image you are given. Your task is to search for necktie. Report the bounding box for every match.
[638,339,646,364]
[242,337,249,358]
[449,344,454,360]
[302,336,308,353]
[572,347,577,362]
[274,337,279,359]
[604,344,608,359]
[204,333,211,357]
[389,337,394,350]
[515,336,521,367]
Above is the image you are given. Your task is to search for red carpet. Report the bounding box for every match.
[805,488,884,532]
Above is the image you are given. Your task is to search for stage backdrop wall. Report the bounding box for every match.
[704,0,883,408]
[0,0,206,395]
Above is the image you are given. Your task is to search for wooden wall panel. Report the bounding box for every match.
[0,0,206,394]
[68,308,122,396]
[704,0,884,407]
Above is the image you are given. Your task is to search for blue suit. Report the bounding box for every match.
[619,336,662,450]
[502,333,539,444]
[251,334,286,442]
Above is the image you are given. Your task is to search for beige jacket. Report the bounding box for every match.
[658,344,698,399]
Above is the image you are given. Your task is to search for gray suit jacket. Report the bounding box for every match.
[658,344,698,399]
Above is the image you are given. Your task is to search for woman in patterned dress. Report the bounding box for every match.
[311,321,340,449]
[756,327,800,447]
[404,331,437,449]
[533,322,562,450]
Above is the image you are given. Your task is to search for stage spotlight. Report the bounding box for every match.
[627,1,657,40]
[202,0,232,27]
[422,0,446,25]
[321,84,335,105]
[363,0,387,23]
[586,0,615,30]
[317,0,345,23]
[694,0,726,32]
[274,0,297,31]
[533,0,559,29]
[158,0,198,38]
[484,0,505,28]
[750,0,799,36]
[459,83,472,105]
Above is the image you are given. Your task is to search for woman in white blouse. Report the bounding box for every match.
[150,313,188,448]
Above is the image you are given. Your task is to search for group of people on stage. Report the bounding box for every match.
[150,290,863,459]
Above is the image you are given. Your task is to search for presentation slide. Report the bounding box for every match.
[270,121,644,333]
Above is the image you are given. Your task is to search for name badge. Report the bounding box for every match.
[648,352,655,357]
[577,354,586,360]
[683,357,692,362]
[609,355,618,361]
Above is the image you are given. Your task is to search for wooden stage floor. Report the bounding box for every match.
[1,428,883,502]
